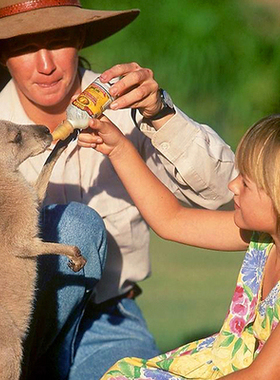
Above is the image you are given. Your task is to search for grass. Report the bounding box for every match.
[138,231,244,353]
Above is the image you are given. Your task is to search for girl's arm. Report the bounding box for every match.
[220,323,280,380]
[80,117,251,251]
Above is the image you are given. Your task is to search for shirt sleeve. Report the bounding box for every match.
[139,107,237,210]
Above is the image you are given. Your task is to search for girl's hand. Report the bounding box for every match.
[77,116,126,157]
[100,62,162,119]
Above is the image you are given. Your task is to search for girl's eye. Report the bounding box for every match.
[242,179,248,188]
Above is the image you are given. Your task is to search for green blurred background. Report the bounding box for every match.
[80,0,280,352]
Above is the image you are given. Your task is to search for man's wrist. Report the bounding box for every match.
[149,89,175,121]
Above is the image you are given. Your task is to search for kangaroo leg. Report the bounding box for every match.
[17,239,86,272]
[0,307,22,380]
[31,131,86,272]
[35,131,78,204]
[36,241,87,272]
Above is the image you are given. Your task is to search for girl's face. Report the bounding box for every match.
[228,174,277,234]
[4,29,81,111]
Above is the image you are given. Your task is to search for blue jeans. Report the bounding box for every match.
[68,298,160,380]
[21,202,159,380]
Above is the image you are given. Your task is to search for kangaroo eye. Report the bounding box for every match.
[13,131,22,144]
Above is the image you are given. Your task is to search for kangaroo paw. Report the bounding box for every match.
[67,247,87,272]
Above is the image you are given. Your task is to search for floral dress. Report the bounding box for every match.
[101,232,280,380]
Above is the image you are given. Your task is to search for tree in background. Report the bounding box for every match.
[81,0,280,149]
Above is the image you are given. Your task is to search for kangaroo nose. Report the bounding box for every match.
[43,126,51,134]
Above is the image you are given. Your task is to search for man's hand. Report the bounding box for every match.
[99,62,162,119]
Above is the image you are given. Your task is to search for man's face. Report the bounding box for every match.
[4,28,82,110]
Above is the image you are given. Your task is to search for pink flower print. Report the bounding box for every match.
[231,286,249,317]
[271,320,279,331]
[255,340,265,354]
[248,296,258,322]
[180,349,193,356]
[229,316,246,336]
[231,297,249,317]
[232,285,244,303]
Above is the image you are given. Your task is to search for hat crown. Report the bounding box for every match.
[1,1,19,6]
[0,0,80,6]
[0,0,82,18]
[1,0,28,7]
[0,0,139,48]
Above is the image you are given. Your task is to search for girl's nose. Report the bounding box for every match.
[228,174,241,195]
[36,49,56,75]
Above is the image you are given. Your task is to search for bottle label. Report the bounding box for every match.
[72,81,114,118]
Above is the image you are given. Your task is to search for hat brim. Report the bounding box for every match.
[0,6,140,47]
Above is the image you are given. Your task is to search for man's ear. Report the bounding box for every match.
[0,65,11,91]
[0,40,10,67]
[0,56,7,67]
[77,26,86,51]
[0,48,7,67]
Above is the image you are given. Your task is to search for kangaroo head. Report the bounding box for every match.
[0,120,53,170]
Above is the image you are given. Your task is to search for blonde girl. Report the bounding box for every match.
[79,114,280,379]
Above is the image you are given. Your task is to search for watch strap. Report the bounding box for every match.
[149,89,175,121]
[149,106,175,120]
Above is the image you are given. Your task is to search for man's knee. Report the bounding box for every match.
[59,202,107,265]
[41,202,107,270]
[62,201,104,232]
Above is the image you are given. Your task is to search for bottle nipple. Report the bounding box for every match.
[51,120,74,141]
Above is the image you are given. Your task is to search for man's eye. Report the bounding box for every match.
[47,38,72,49]
[11,44,39,55]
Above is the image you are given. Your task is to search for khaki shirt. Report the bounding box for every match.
[0,69,236,302]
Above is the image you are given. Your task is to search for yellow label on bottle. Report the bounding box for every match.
[72,82,113,118]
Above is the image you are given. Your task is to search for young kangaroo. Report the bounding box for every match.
[0,120,86,379]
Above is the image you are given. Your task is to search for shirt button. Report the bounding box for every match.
[160,142,170,151]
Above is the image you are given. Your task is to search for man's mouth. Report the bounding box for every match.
[36,79,61,88]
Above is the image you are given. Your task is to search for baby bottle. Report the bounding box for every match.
[52,76,118,141]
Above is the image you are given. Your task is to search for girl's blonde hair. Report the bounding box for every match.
[236,114,280,223]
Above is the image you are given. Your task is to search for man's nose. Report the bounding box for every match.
[36,49,56,75]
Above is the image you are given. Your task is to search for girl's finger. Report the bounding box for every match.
[78,132,103,144]
[77,140,96,148]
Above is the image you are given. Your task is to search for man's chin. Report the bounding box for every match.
[32,94,67,110]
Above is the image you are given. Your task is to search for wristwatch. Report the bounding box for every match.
[149,89,175,121]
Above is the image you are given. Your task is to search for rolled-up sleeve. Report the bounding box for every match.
[140,107,237,209]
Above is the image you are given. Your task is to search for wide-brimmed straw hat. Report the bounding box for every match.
[0,0,140,47]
